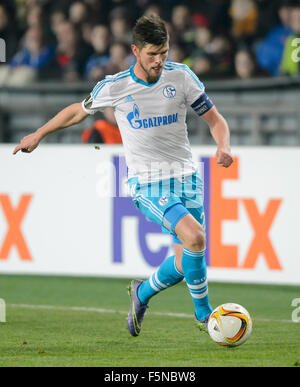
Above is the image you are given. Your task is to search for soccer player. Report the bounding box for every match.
[13,15,233,337]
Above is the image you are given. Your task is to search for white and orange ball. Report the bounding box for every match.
[207,303,253,347]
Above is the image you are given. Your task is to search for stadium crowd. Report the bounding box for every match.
[0,0,300,86]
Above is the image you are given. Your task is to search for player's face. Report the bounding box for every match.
[133,42,169,83]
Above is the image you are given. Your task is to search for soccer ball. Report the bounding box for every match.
[207,303,252,347]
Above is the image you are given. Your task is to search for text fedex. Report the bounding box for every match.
[113,156,282,270]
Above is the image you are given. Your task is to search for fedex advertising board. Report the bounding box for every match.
[0,145,298,285]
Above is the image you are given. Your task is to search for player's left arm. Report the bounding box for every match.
[201,106,233,168]
[186,67,233,168]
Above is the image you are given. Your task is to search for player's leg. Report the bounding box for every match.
[137,244,184,305]
[127,182,186,336]
[175,213,212,327]
[128,247,184,337]
[132,202,212,330]
[174,242,183,273]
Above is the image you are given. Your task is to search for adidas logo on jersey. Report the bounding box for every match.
[125,95,135,103]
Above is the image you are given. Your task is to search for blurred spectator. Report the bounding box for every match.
[164,20,176,46]
[2,0,298,82]
[109,0,138,18]
[280,2,300,76]
[68,0,95,45]
[101,41,133,76]
[171,4,195,54]
[193,26,213,54]
[184,26,213,75]
[0,26,54,86]
[234,48,264,79]
[109,7,132,45]
[69,1,89,26]
[82,0,112,24]
[185,26,234,78]
[229,0,258,43]
[143,3,164,18]
[256,1,293,76]
[50,9,67,36]
[50,21,93,81]
[171,4,191,33]
[168,44,186,63]
[207,35,234,77]
[86,39,133,81]
[0,3,19,62]
[185,26,212,67]
[191,11,209,30]
[191,53,214,79]
[26,4,44,29]
[201,0,231,35]
[82,107,122,144]
[10,26,54,68]
[85,24,111,80]
[81,21,94,46]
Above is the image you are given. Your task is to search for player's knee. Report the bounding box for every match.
[186,228,206,252]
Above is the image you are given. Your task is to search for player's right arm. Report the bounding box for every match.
[13,103,88,155]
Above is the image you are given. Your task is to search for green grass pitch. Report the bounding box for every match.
[0,274,299,367]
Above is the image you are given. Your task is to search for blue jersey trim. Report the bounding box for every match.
[92,70,131,98]
[130,66,161,87]
[164,62,204,91]
[164,203,189,233]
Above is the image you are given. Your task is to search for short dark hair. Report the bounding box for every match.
[132,15,169,48]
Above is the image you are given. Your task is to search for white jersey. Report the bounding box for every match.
[82,62,207,184]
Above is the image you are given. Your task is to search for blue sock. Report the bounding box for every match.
[137,255,184,304]
[181,248,212,321]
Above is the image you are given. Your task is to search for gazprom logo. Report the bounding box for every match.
[127,103,178,130]
[127,104,142,129]
[0,39,6,62]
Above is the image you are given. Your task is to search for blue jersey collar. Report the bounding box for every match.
[130,65,161,87]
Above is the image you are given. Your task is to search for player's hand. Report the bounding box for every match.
[13,132,41,155]
[216,148,233,168]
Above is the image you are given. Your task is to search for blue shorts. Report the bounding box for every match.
[128,172,206,245]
